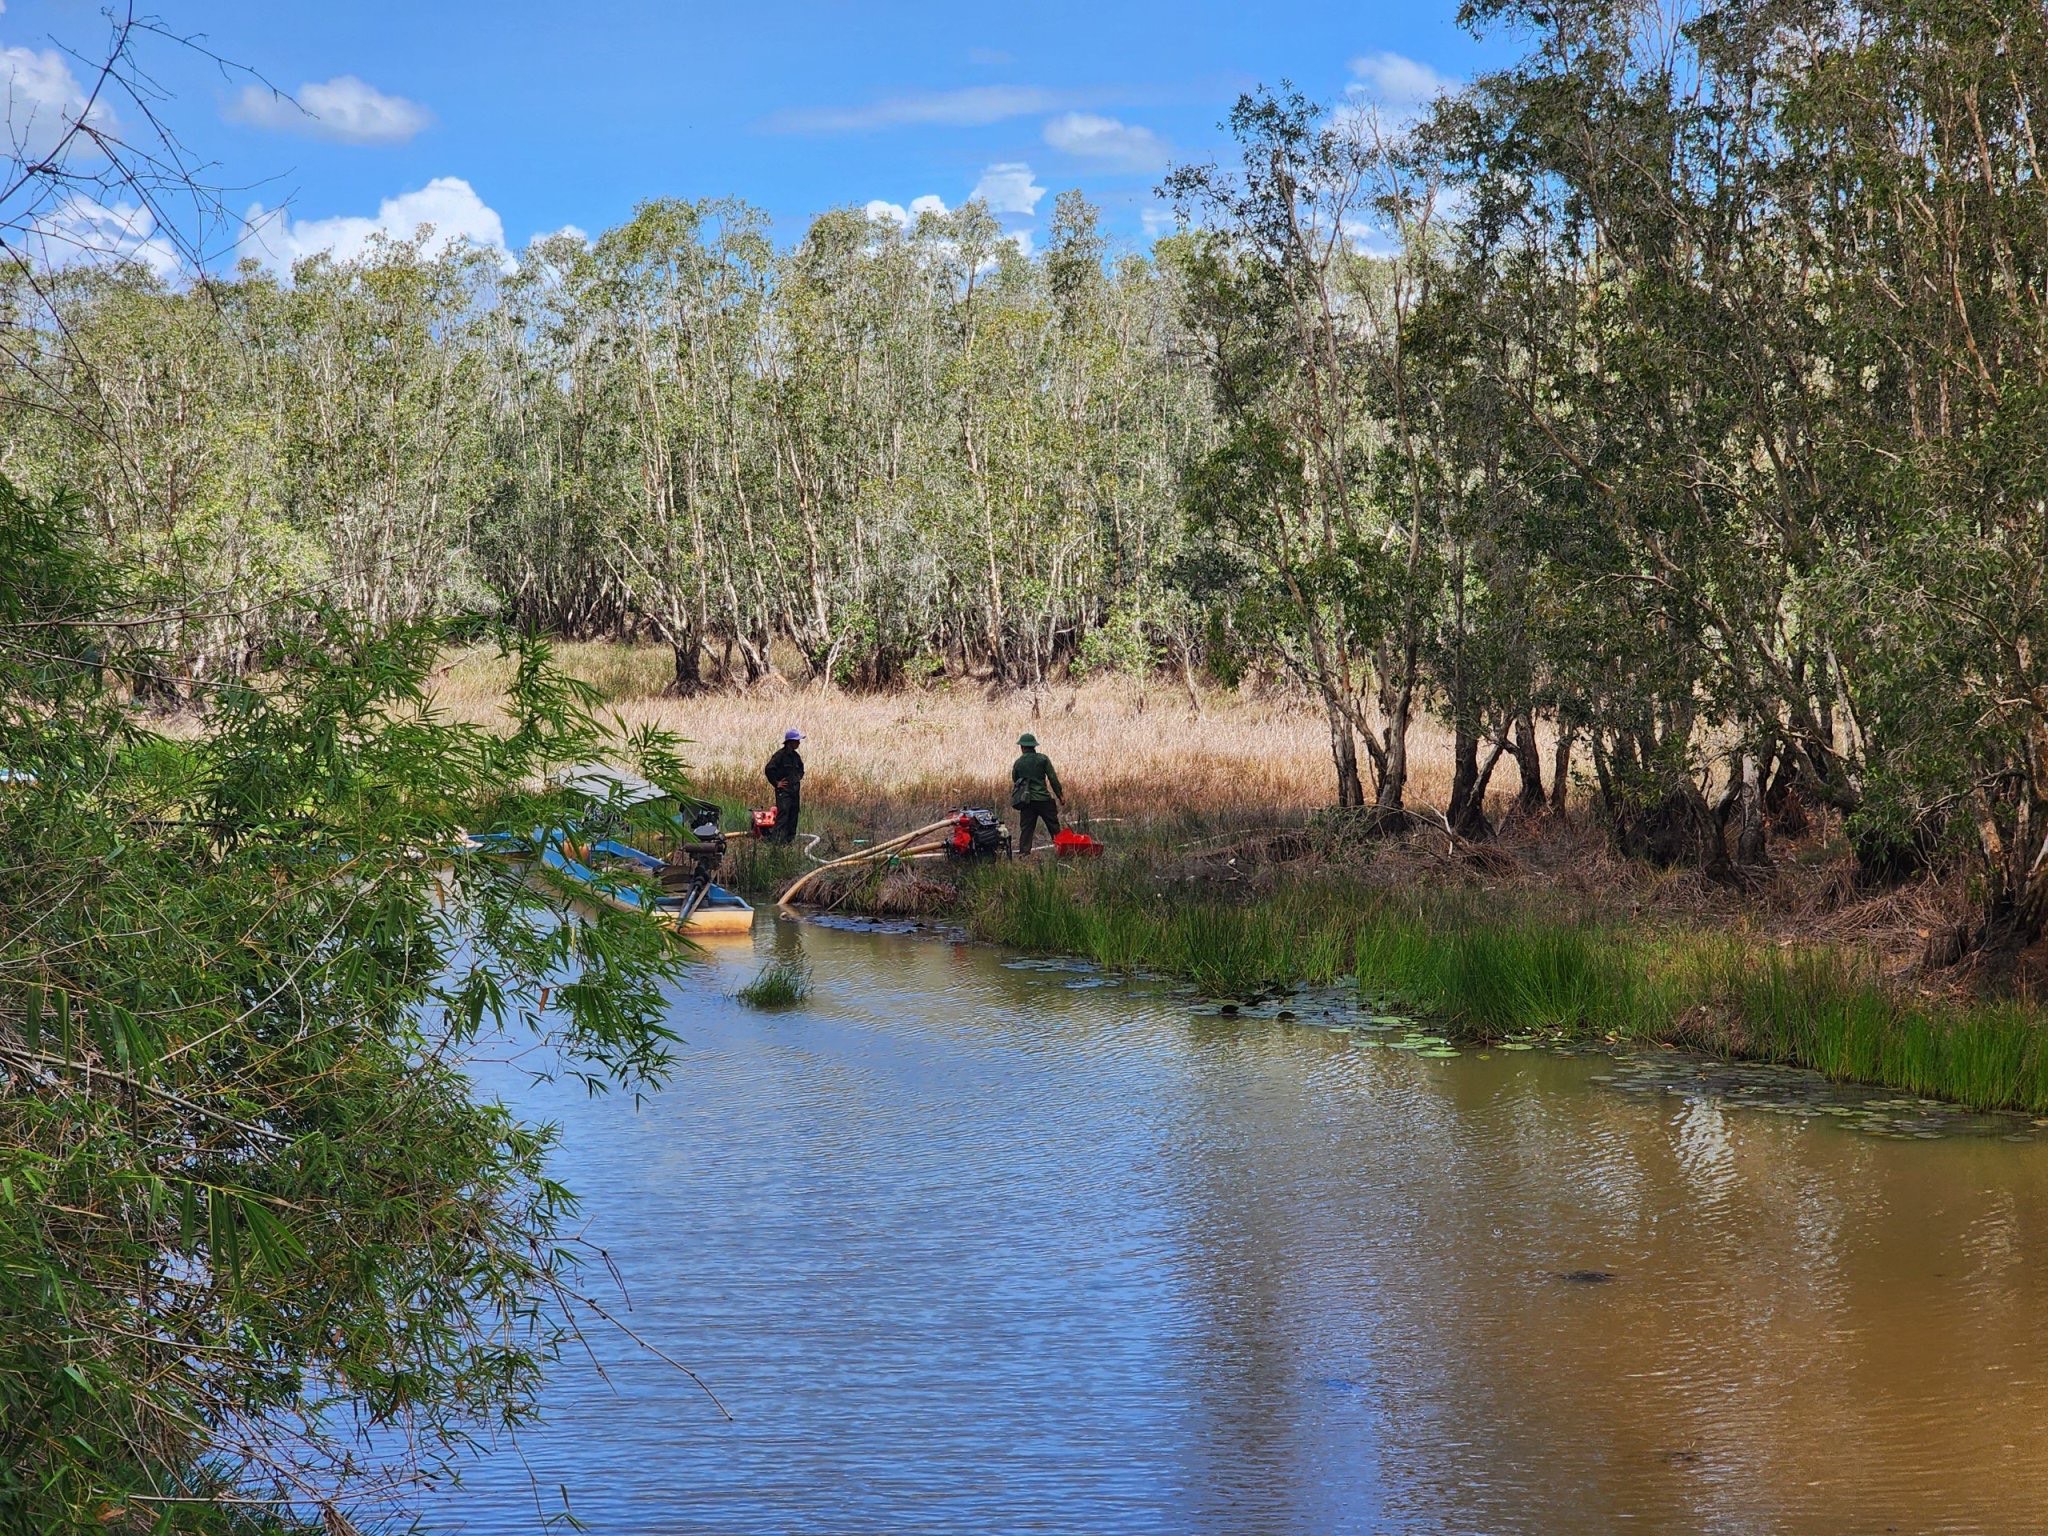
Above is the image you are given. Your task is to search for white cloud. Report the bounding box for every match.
[864,193,948,230]
[528,222,593,246]
[1043,112,1169,174]
[1140,206,1177,241]
[240,176,506,272]
[28,194,179,278]
[766,84,1095,133]
[1347,52,1457,113]
[1004,229,1035,258]
[2,42,109,160]
[228,74,431,145]
[969,161,1044,216]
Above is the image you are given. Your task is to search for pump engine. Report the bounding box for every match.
[945,808,1012,860]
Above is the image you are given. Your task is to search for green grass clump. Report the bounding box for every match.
[736,958,812,1009]
[965,863,1363,996]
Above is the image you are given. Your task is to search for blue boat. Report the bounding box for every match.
[538,835,755,936]
[472,764,755,936]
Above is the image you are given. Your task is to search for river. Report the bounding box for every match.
[425,918,2048,1534]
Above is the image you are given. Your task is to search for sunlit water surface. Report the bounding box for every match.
[422,920,2048,1534]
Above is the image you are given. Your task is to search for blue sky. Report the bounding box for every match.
[3,0,1503,269]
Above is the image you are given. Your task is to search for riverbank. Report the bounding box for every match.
[736,829,2048,1116]
[428,642,2048,1111]
[968,863,2048,1113]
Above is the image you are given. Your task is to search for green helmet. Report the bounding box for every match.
[1017,733,1038,750]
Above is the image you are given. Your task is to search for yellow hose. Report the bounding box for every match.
[777,818,956,910]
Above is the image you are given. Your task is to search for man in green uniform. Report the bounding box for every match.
[1010,733,1064,855]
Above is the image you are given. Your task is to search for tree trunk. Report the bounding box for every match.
[1377,684,1413,811]
[1762,736,1798,812]
[669,640,704,697]
[1551,730,1574,816]
[1937,796,2048,964]
[1512,713,1545,812]
[1736,751,1768,865]
[1446,722,1493,838]
[1322,696,1365,807]
[1179,637,1204,718]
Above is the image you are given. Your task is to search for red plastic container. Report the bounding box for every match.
[1053,829,1104,858]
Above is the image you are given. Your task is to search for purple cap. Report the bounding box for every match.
[785,729,803,741]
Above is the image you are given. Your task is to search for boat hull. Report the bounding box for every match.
[664,901,755,936]
[481,832,756,936]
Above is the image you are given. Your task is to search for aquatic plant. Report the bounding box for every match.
[737,958,813,1009]
[961,862,2048,1115]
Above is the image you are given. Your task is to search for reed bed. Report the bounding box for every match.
[966,864,2048,1114]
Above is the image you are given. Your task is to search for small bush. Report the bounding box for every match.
[736,958,811,1009]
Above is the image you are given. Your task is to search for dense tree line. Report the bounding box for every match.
[1168,0,2048,957]
[0,191,1211,699]
[8,0,2048,956]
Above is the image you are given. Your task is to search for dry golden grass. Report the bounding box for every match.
[430,642,2024,989]
[431,641,1464,822]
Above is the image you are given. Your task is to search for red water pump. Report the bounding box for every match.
[1053,828,1104,858]
[750,807,777,837]
[946,808,1012,859]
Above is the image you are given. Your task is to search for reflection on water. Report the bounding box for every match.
[426,921,2048,1535]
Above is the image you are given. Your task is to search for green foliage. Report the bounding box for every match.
[0,478,691,1532]
[1070,607,1157,681]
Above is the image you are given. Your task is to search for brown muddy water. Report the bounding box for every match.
[427,919,2048,1534]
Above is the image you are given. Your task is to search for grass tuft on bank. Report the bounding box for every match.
[960,862,2048,1114]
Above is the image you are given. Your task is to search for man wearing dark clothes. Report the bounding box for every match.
[1010,732,1064,855]
[764,729,804,845]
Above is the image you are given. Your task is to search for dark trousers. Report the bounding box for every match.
[1018,799,1059,854]
[769,787,801,844]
